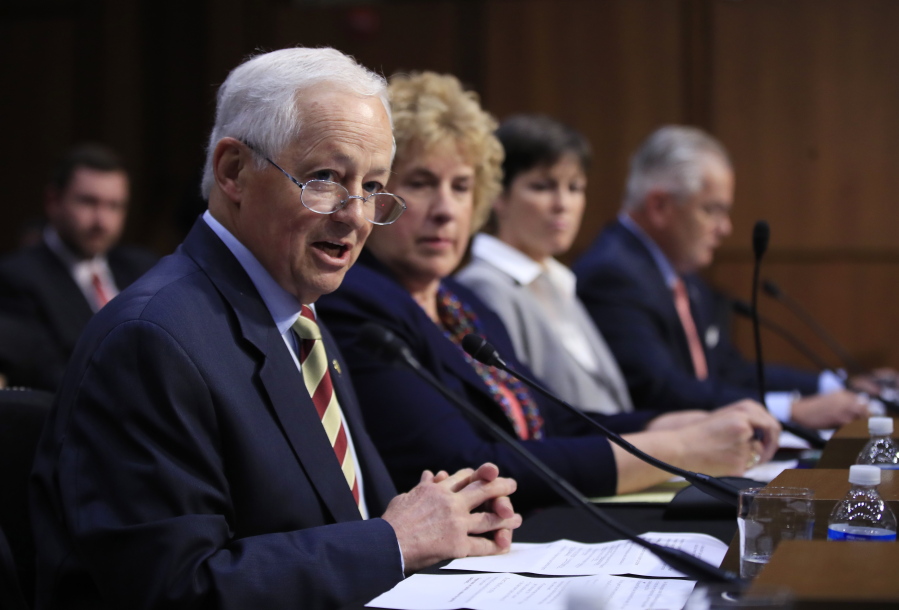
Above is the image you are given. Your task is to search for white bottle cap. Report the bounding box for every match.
[869,417,894,436]
[849,464,882,486]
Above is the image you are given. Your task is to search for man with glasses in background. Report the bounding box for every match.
[31,47,521,610]
[573,125,870,432]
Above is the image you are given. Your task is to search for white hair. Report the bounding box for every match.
[200,47,391,199]
[621,125,730,211]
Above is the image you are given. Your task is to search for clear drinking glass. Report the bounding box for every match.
[738,486,814,579]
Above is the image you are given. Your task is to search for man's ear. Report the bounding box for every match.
[212,137,250,203]
[643,189,674,229]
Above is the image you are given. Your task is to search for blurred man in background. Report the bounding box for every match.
[0,143,157,390]
[574,125,870,430]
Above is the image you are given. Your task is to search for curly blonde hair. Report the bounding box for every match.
[387,71,503,232]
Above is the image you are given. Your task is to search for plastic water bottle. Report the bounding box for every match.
[827,465,897,541]
[856,417,899,468]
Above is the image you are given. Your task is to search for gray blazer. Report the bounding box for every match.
[456,255,633,415]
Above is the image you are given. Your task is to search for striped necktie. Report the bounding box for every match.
[292,306,361,512]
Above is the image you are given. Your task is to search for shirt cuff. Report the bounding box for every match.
[765,391,796,422]
[397,539,406,575]
[818,369,847,394]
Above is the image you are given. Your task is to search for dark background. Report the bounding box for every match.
[2,0,897,369]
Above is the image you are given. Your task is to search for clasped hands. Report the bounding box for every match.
[382,462,522,574]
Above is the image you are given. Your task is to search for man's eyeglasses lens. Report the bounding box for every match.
[260,155,406,225]
[301,180,405,225]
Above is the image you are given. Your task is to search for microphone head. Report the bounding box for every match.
[762,279,781,298]
[731,299,754,318]
[752,220,770,260]
[358,323,407,363]
[461,334,501,366]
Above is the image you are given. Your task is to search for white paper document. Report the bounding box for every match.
[744,458,799,482]
[366,573,697,610]
[779,427,834,449]
[442,532,727,578]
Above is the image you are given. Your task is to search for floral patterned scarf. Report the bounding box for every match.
[436,284,544,440]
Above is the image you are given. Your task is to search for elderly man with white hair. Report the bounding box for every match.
[573,125,870,431]
[30,47,521,610]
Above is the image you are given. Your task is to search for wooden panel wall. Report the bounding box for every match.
[480,0,688,257]
[704,0,899,370]
[1,0,896,368]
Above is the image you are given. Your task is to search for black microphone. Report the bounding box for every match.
[751,220,770,406]
[733,299,899,416]
[359,323,739,584]
[460,334,743,507]
[762,279,865,375]
[752,221,770,259]
[749,221,826,449]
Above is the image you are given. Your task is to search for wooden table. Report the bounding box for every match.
[752,540,899,609]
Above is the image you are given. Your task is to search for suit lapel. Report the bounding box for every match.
[614,222,677,315]
[685,275,716,366]
[319,322,397,512]
[420,303,520,437]
[182,220,363,523]
[614,222,697,371]
[353,253,521,438]
[360,253,501,421]
[33,243,95,351]
[258,356,364,523]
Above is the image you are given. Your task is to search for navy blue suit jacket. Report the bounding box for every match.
[30,220,403,610]
[317,252,655,512]
[573,220,818,413]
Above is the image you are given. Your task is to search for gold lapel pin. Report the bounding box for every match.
[332,359,342,375]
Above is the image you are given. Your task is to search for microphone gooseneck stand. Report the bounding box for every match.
[751,221,770,407]
[762,279,865,375]
[750,221,827,449]
[763,278,899,406]
[732,299,899,416]
[733,299,833,373]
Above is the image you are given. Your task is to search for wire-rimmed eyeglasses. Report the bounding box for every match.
[262,156,406,225]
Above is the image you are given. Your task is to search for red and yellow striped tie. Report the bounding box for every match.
[293,306,361,513]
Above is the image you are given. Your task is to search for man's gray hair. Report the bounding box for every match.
[200,47,391,199]
[621,125,730,212]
